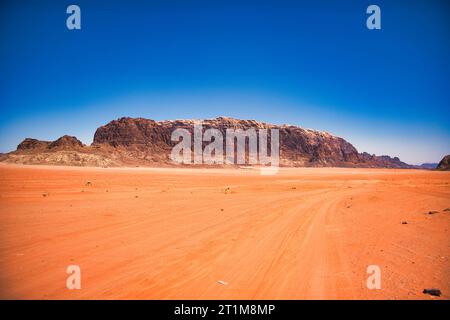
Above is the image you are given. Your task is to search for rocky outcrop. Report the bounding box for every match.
[16,135,84,152]
[93,117,410,168]
[48,135,84,150]
[437,155,450,171]
[358,152,410,168]
[2,135,119,167]
[3,151,119,167]
[17,138,51,151]
[1,117,412,168]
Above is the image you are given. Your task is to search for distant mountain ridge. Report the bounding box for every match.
[1,116,412,168]
[415,163,438,170]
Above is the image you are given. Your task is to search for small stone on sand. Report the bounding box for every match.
[423,288,441,297]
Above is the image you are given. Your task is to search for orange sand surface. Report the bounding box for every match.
[0,164,449,299]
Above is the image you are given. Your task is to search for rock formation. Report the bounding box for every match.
[436,155,450,171]
[1,116,412,168]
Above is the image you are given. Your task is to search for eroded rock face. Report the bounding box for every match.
[17,138,51,151]
[358,152,410,168]
[93,117,410,168]
[48,135,84,150]
[17,135,84,151]
[4,135,109,167]
[3,151,119,167]
[0,117,413,168]
[437,155,450,171]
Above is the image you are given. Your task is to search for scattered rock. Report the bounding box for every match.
[428,211,438,215]
[401,221,408,224]
[443,208,450,212]
[85,181,92,186]
[423,288,441,297]
[224,187,231,194]
[217,280,228,286]
[42,193,48,197]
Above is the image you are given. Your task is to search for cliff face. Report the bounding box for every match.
[1,116,412,168]
[93,117,410,168]
[437,155,450,171]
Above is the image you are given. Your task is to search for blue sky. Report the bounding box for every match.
[1,0,449,164]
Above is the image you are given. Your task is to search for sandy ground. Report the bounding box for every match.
[0,163,449,300]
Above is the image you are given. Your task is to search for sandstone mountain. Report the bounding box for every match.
[0,117,412,168]
[2,135,118,167]
[436,155,450,171]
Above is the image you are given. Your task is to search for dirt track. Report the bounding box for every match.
[0,164,449,299]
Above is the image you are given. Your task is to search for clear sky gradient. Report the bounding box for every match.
[1,0,449,164]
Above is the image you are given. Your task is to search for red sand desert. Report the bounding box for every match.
[0,163,449,299]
